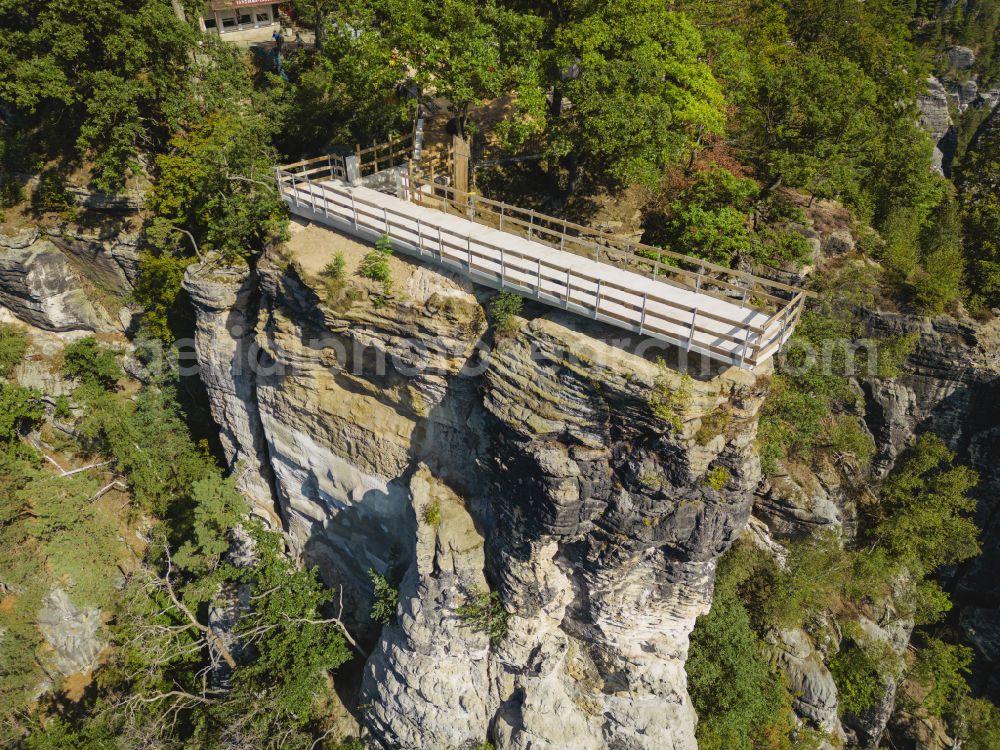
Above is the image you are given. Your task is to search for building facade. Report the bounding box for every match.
[200,2,282,39]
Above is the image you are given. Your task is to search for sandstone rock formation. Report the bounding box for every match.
[772,628,844,741]
[35,589,105,680]
[753,305,1000,744]
[363,467,495,748]
[863,310,1000,700]
[185,221,771,749]
[183,260,279,526]
[944,45,975,70]
[0,228,109,331]
[44,223,140,291]
[482,314,764,750]
[0,221,137,333]
[918,77,957,176]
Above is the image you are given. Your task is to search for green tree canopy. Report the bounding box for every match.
[0,0,196,190]
[0,324,28,378]
[687,544,817,750]
[546,0,725,189]
[872,432,980,577]
[957,109,1000,309]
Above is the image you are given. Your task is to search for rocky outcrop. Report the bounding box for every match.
[483,314,764,750]
[918,56,1000,177]
[756,305,1000,741]
[0,221,137,333]
[35,589,105,680]
[64,181,148,214]
[862,311,1000,700]
[754,466,848,537]
[44,222,141,291]
[363,467,496,748]
[862,311,1000,473]
[944,45,975,71]
[772,628,844,740]
[248,230,489,630]
[918,77,957,176]
[0,227,112,331]
[187,221,771,749]
[182,259,279,527]
[196,212,1000,747]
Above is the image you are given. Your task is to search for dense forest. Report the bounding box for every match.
[1,0,999,748]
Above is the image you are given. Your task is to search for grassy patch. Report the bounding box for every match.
[456,590,510,643]
[696,406,731,445]
[648,360,692,432]
[422,500,442,527]
[489,291,523,335]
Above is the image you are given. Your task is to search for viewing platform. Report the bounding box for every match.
[275,155,812,369]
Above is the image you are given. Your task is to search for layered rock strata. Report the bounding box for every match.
[183,261,278,526]
[0,221,137,333]
[185,222,771,749]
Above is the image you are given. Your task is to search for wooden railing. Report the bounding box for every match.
[280,134,415,184]
[353,133,414,177]
[278,153,349,183]
[400,171,812,313]
[274,166,809,369]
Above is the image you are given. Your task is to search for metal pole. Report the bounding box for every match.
[738,325,752,368]
[350,193,358,230]
[528,212,534,241]
[686,308,698,351]
[438,226,444,262]
[565,268,572,308]
[594,278,602,318]
[467,236,472,269]
[499,245,505,281]
[383,207,390,235]
[416,218,423,256]
[536,258,542,299]
[639,294,648,335]
[499,203,505,231]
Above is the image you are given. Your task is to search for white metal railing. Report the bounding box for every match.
[274,168,807,368]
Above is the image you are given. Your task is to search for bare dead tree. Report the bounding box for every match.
[159,547,238,670]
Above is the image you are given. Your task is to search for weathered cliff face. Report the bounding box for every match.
[363,466,495,748]
[752,306,1000,746]
[185,220,770,749]
[482,315,764,750]
[0,221,137,333]
[863,311,1000,701]
[917,61,1000,178]
[182,261,279,526]
[249,225,489,628]
[918,77,957,176]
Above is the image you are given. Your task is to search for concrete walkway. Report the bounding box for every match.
[276,175,801,368]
